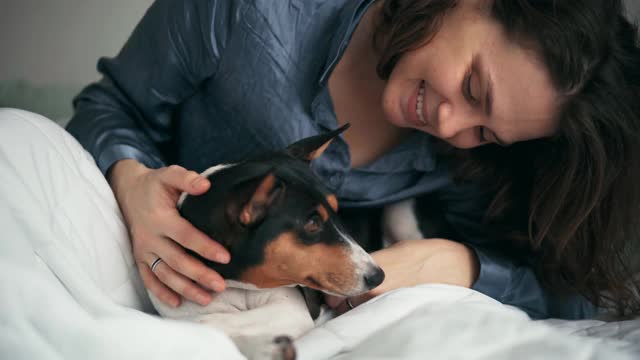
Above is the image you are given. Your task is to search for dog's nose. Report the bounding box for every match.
[364,267,385,288]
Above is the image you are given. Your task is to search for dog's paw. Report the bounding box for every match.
[272,336,296,360]
[232,334,296,360]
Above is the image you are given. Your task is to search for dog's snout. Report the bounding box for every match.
[364,267,385,289]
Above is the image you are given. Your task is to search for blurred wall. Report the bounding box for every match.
[628,0,640,20]
[0,0,153,85]
[0,0,153,121]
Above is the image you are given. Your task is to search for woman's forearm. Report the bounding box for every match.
[326,239,480,313]
[392,239,480,288]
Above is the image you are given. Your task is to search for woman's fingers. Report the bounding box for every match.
[155,236,227,293]
[112,161,233,308]
[324,294,368,316]
[155,165,231,263]
[335,300,352,315]
[324,294,344,308]
[141,252,214,306]
[330,298,357,316]
[138,260,182,308]
[164,214,230,264]
[131,222,226,306]
[159,165,210,195]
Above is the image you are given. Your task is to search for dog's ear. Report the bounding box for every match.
[286,123,350,162]
[237,173,285,226]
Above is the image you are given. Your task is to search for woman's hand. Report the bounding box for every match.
[325,239,479,315]
[108,159,230,307]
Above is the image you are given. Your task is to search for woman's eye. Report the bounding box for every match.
[304,213,323,233]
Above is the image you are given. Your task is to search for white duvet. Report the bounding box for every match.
[299,286,640,359]
[1,108,639,360]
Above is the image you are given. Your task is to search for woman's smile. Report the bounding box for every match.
[406,80,428,128]
[382,0,560,149]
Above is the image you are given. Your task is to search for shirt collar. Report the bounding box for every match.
[314,0,436,173]
[317,0,377,85]
[356,131,437,173]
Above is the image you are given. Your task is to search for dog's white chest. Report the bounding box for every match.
[151,284,305,321]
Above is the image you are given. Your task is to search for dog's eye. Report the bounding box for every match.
[304,213,323,234]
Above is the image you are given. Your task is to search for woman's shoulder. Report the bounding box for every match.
[237,0,353,38]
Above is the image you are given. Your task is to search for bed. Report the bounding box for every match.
[2,261,639,360]
[1,109,639,360]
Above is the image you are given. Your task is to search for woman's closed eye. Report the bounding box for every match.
[464,69,504,145]
[464,62,508,147]
[464,70,480,105]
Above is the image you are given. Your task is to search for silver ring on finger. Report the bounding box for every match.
[346,298,355,310]
[150,257,164,272]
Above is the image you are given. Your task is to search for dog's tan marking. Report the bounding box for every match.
[316,204,329,222]
[306,140,333,161]
[239,232,358,295]
[240,173,277,225]
[326,194,338,212]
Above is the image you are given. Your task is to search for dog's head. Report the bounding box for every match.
[178,124,384,297]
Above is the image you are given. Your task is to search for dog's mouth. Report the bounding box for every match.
[303,275,364,297]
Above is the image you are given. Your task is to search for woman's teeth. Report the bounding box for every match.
[416,81,426,125]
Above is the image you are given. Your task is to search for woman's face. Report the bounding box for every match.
[381,0,560,149]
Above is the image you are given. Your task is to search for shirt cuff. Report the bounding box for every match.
[469,245,513,302]
[96,143,166,176]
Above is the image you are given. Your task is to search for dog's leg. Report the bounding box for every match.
[197,296,313,360]
[232,334,296,360]
[382,198,424,246]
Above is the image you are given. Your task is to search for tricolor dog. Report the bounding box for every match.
[148,125,385,360]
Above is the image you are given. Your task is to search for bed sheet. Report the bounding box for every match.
[296,285,640,360]
[1,108,639,360]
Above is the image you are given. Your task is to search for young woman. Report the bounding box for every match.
[66,0,640,319]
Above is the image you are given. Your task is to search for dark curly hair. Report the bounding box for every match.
[374,0,640,315]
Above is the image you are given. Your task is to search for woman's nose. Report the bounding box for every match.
[435,101,477,139]
[434,101,473,139]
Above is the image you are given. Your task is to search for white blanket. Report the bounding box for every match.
[297,285,639,359]
[1,108,639,360]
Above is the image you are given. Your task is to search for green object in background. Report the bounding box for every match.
[0,79,80,126]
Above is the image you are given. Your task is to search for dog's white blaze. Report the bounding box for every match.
[334,225,377,292]
[226,280,297,290]
[226,280,261,290]
[177,163,236,209]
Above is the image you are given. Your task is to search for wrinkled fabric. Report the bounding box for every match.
[66,0,596,319]
[0,108,241,360]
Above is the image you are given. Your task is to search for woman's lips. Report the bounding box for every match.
[406,81,428,128]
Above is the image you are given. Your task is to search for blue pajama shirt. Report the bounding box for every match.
[66,0,596,319]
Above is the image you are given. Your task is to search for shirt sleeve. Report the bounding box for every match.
[434,177,598,320]
[66,0,228,175]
